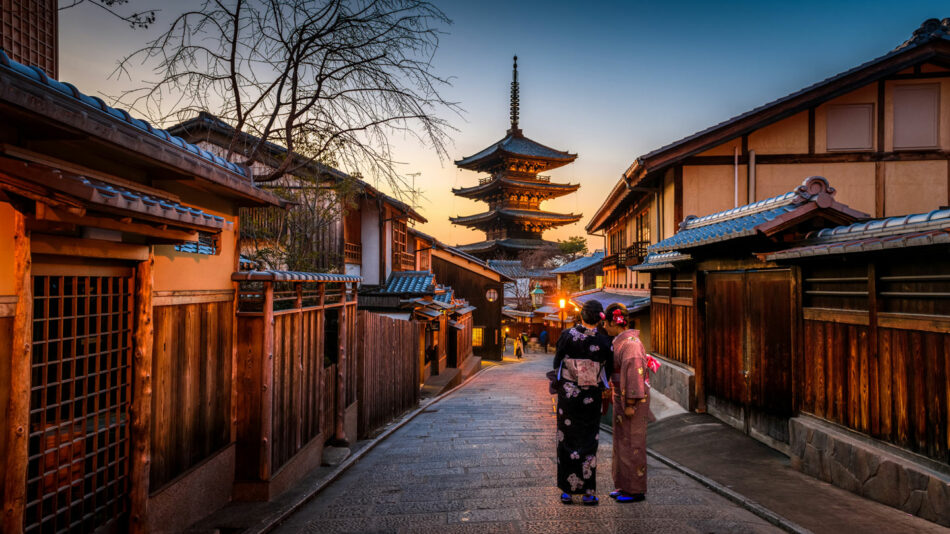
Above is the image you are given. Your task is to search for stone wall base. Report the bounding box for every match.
[650,353,695,412]
[147,444,235,534]
[790,415,950,526]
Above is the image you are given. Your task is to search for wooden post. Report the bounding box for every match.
[129,252,154,534]
[2,210,30,534]
[335,296,348,444]
[260,282,274,480]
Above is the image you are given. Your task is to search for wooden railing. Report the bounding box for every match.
[605,251,627,268]
[344,242,361,264]
[394,251,415,271]
[625,241,650,266]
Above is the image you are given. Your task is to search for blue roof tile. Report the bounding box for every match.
[551,250,605,274]
[381,271,435,294]
[0,49,247,178]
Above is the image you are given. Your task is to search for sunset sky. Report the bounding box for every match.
[58,0,949,248]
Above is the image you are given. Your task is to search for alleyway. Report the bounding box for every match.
[274,353,782,533]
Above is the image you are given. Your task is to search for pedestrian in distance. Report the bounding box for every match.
[520,332,529,355]
[552,300,613,506]
[539,328,549,353]
[603,303,660,503]
[514,336,523,359]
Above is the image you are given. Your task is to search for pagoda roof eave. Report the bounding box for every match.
[456,238,561,254]
[451,177,580,199]
[450,209,583,227]
[454,132,576,171]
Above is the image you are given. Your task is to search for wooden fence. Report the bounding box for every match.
[357,311,420,438]
[651,272,699,368]
[232,272,359,482]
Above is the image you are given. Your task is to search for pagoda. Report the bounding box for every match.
[451,56,581,259]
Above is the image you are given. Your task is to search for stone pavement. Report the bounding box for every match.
[273,352,782,533]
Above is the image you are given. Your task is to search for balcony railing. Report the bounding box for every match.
[344,242,362,264]
[394,251,415,271]
[624,241,650,266]
[604,252,626,269]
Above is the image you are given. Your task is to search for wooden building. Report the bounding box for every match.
[0,46,290,533]
[451,57,581,259]
[636,176,950,525]
[169,112,427,278]
[550,250,604,292]
[589,18,950,293]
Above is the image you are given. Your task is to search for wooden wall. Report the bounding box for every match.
[801,255,950,462]
[650,271,699,368]
[430,256,504,360]
[150,301,233,492]
[356,311,419,438]
[0,315,11,508]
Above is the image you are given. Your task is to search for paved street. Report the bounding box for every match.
[274,352,782,533]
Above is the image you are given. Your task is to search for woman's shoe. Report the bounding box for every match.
[581,495,599,506]
[560,493,572,505]
[615,492,646,503]
[608,489,622,499]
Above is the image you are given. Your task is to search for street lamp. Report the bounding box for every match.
[558,298,566,333]
[531,283,545,308]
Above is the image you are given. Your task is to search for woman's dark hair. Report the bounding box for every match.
[580,300,604,325]
[605,302,629,328]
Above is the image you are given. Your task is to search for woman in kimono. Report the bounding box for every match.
[553,300,613,505]
[603,303,659,503]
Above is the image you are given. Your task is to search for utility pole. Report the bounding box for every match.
[407,172,422,211]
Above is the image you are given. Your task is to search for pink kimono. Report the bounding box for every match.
[610,329,655,495]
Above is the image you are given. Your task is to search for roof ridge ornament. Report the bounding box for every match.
[509,55,521,135]
[895,17,950,50]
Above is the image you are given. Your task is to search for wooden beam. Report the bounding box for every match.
[260,282,274,480]
[30,234,150,261]
[807,108,815,155]
[36,205,199,242]
[681,149,950,166]
[877,80,886,153]
[673,167,683,230]
[875,162,886,218]
[2,210,30,534]
[129,252,154,534]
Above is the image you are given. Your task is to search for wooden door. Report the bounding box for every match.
[704,270,794,435]
[26,264,134,533]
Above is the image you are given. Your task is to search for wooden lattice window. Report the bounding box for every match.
[26,272,133,533]
[472,327,484,347]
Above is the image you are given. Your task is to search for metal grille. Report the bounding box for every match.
[25,275,133,533]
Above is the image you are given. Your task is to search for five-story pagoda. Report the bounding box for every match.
[451,56,581,259]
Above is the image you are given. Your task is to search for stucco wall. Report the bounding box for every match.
[682,165,747,219]
[153,206,238,292]
[754,162,876,215]
[885,160,949,217]
[748,111,809,155]
[360,199,380,285]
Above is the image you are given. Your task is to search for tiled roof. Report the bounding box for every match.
[767,207,950,261]
[0,51,246,178]
[451,208,582,226]
[570,290,650,314]
[455,132,576,168]
[551,250,605,274]
[381,271,435,294]
[452,176,579,198]
[454,305,477,315]
[231,271,361,282]
[456,238,560,254]
[434,286,454,303]
[239,256,258,270]
[487,260,555,280]
[533,305,559,315]
[629,251,693,272]
[0,156,231,231]
[649,176,865,253]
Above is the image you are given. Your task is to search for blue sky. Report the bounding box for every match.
[59,0,949,246]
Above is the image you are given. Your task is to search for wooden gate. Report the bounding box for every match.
[26,266,134,533]
[705,269,795,441]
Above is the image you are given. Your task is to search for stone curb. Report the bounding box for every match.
[247,361,502,534]
[599,423,812,534]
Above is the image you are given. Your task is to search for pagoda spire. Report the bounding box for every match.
[508,55,520,135]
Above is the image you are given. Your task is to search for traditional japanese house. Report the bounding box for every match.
[550,250,605,292]
[0,46,291,533]
[411,228,510,362]
[589,18,950,293]
[451,57,581,259]
[765,209,950,524]
[637,176,950,525]
[169,112,427,279]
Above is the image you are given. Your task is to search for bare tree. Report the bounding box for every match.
[60,0,158,29]
[113,0,458,193]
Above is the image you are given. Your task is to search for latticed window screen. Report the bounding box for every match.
[1,0,58,78]
[26,274,133,533]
